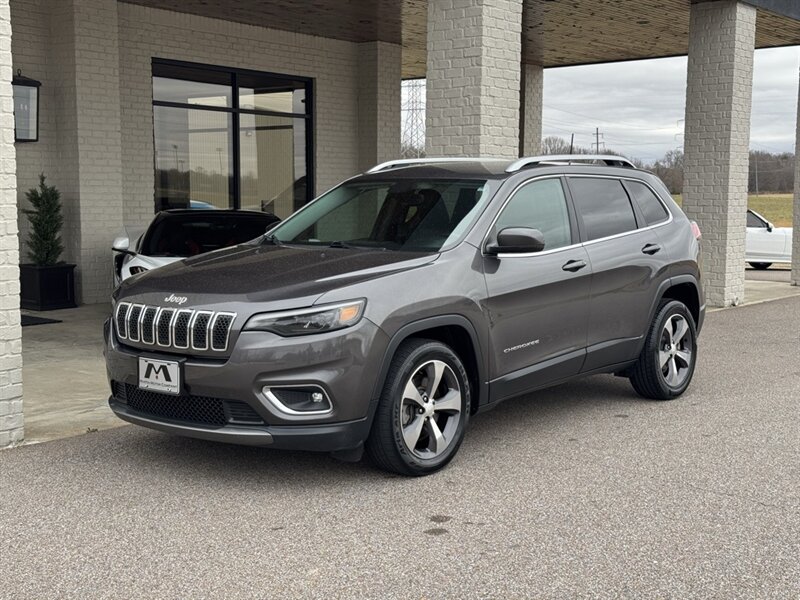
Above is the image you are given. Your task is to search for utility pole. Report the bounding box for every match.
[753,151,759,196]
[569,133,574,154]
[592,127,604,152]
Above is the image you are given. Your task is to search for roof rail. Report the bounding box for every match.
[506,154,636,173]
[366,157,504,174]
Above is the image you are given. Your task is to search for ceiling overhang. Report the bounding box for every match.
[121,0,800,78]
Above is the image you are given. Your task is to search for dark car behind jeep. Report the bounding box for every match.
[105,155,705,476]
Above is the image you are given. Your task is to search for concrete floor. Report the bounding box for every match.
[19,266,800,445]
[2,296,799,598]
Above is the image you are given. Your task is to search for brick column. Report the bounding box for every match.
[49,0,124,305]
[792,69,800,286]
[0,0,23,448]
[520,63,543,156]
[357,41,402,172]
[426,0,523,158]
[682,1,755,307]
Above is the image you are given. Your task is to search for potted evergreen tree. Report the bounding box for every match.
[19,174,76,310]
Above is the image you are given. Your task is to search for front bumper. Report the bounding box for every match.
[104,316,389,451]
[108,398,371,451]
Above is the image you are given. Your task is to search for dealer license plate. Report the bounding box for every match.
[138,357,181,395]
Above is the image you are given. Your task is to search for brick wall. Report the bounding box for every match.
[521,63,543,156]
[357,41,402,172]
[426,0,523,158]
[0,0,23,448]
[118,3,365,231]
[682,0,755,307]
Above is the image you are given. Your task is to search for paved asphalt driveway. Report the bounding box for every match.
[2,298,799,598]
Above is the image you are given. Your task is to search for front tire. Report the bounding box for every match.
[366,338,470,476]
[629,300,697,400]
[749,262,772,270]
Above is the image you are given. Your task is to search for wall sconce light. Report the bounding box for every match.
[12,69,41,142]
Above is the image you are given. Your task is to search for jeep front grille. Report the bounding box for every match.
[114,302,236,353]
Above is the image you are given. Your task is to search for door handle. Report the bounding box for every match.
[562,259,587,272]
[642,243,661,255]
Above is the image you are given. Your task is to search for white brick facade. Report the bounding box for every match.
[426,0,523,158]
[793,68,800,287]
[682,0,755,308]
[520,62,543,156]
[0,0,23,448]
[357,41,402,172]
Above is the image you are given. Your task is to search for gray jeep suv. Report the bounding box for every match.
[105,155,705,476]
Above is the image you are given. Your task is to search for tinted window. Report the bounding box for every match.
[626,180,669,225]
[142,213,278,256]
[495,178,571,250]
[271,180,490,252]
[746,211,766,228]
[569,178,637,241]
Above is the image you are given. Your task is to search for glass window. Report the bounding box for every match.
[495,178,572,251]
[154,106,233,210]
[569,178,637,241]
[152,60,312,216]
[141,213,280,257]
[746,211,766,228]
[626,180,669,226]
[271,180,490,252]
[238,72,307,113]
[239,114,306,215]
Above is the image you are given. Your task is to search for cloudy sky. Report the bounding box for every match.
[543,46,800,163]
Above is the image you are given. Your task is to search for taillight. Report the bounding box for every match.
[690,221,701,240]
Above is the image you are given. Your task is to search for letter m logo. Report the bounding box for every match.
[144,363,172,382]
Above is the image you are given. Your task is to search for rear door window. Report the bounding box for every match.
[568,178,637,241]
[626,180,669,226]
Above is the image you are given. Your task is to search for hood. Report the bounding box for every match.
[117,243,437,305]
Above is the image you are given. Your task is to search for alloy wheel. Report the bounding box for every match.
[399,360,462,459]
[659,314,693,387]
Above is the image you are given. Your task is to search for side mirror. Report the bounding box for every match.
[486,227,546,255]
[767,223,774,232]
[112,234,140,257]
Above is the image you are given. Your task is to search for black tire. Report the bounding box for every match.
[749,262,772,270]
[366,338,470,476]
[629,299,697,400]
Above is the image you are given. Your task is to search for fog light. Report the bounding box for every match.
[263,386,332,416]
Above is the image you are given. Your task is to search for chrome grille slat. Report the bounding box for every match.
[115,302,131,340]
[127,304,144,342]
[114,303,236,354]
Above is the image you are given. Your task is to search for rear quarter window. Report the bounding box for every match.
[626,180,670,226]
[568,178,637,241]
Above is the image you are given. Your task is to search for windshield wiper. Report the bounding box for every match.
[261,233,283,246]
[328,241,387,251]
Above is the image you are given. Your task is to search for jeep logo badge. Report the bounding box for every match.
[164,294,188,305]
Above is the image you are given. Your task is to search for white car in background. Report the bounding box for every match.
[746,209,792,269]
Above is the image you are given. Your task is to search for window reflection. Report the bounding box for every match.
[152,61,311,216]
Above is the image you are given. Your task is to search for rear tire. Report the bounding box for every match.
[629,300,697,400]
[749,262,772,270]
[366,338,470,476]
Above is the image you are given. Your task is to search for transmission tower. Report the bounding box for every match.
[401,79,426,158]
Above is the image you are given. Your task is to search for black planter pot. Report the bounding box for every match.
[20,263,77,311]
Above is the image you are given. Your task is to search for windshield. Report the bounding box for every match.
[269,179,491,251]
[142,213,279,257]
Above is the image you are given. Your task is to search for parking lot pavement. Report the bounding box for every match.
[2,298,799,598]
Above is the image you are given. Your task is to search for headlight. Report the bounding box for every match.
[243,300,366,337]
